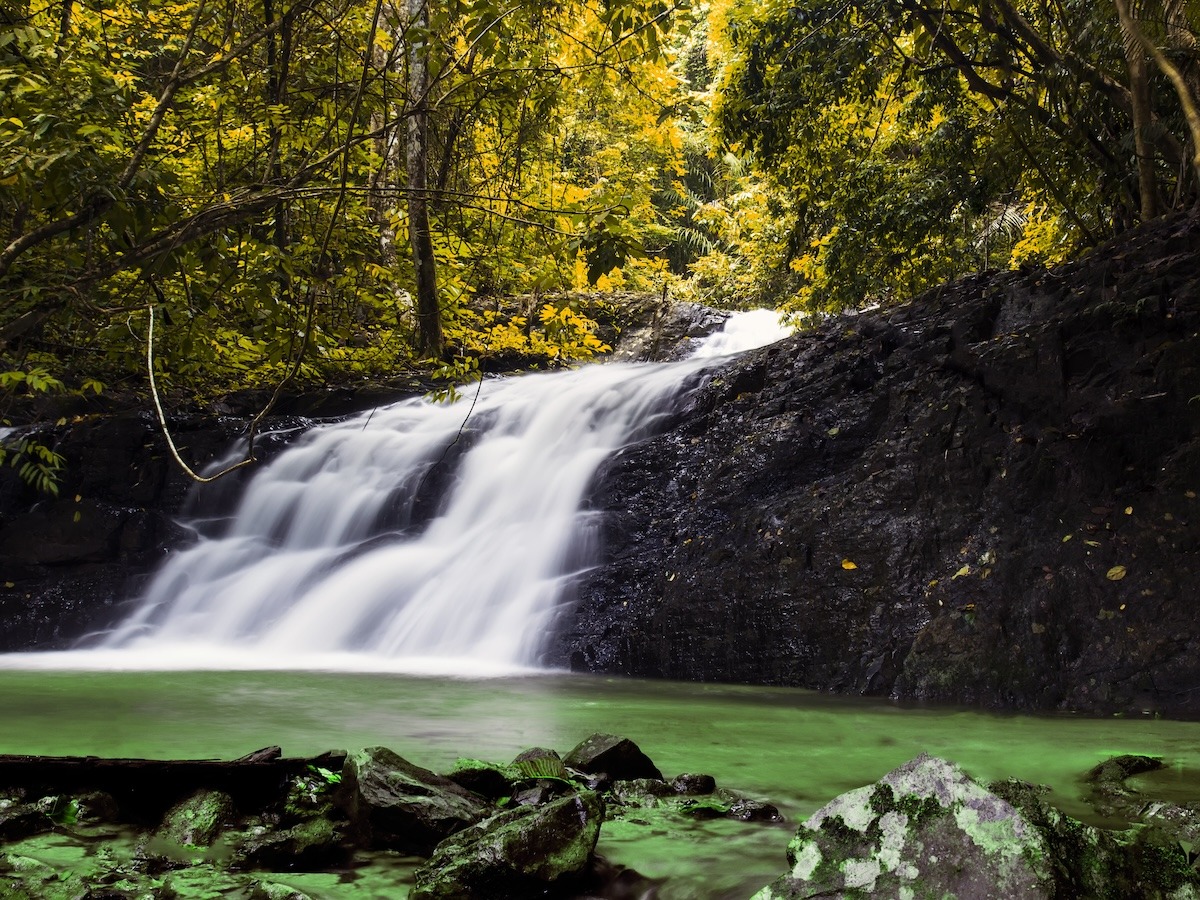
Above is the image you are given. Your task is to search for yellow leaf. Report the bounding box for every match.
[841,559,858,570]
[1124,507,1133,515]
[1062,534,1073,542]
[1106,566,1128,581]
[953,565,971,579]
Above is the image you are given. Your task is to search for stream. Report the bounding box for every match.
[2,668,1200,898]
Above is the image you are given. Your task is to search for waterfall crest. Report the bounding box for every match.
[19,310,792,672]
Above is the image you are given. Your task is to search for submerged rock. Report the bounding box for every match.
[755,754,1200,900]
[341,747,488,853]
[411,790,603,899]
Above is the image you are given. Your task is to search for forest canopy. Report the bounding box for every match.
[3,0,1200,410]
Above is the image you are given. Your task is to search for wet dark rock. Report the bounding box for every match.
[340,746,488,853]
[0,801,46,842]
[0,411,295,651]
[235,816,347,870]
[411,789,603,900]
[671,773,716,795]
[1086,754,1166,817]
[754,754,1200,900]
[445,759,521,801]
[564,734,664,782]
[725,797,783,823]
[610,778,677,807]
[555,210,1200,717]
[610,298,731,362]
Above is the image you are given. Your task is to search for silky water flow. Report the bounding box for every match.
[70,310,793,672]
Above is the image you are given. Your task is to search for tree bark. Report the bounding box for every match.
[407,0,443,359]
[1116,0,1160,220]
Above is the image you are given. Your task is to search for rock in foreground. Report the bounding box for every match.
[755,754,1200,899]
[412,790,603,899]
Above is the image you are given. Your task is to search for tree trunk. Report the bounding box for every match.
[1117,0,1160,221]
[407,0,443,359]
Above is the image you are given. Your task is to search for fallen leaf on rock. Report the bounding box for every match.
[1106,565,1128,581]
[953,565,971,579]
[841,559,858,570]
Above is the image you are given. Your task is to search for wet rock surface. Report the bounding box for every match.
[411,790,603,899]
[0,734,777,899]
[0,410,316,651]
[555,211,1200,716]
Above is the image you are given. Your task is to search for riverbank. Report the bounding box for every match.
[2,727,1198,899]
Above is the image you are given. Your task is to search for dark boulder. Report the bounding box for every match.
[564,733,663,782]
[411,790,603,899]
[340,746,488,852]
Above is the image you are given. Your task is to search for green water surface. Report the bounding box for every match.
[2,670,1199,899]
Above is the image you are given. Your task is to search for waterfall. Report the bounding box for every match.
[20,310,793,673]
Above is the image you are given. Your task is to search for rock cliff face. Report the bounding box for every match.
[551,211,1200,717]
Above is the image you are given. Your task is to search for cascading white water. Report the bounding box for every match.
[8,310,793,673]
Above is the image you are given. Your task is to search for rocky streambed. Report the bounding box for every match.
[2,735,1199,898]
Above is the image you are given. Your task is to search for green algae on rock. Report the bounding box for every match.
[754,754,1200,900]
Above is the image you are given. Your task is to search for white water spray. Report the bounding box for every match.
[5,310,793,673]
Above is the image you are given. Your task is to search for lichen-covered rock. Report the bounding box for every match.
[755,754,1200,900]
[564,733,663,782]
[755,754,1057,899]
[341,746,488,853]
[411,790,603,900]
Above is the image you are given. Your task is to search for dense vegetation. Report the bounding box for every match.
[3,0,1200,476]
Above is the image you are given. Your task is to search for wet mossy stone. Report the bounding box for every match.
[157,789,236,848]
[446,758,521,800]
[563,733,663,782]
[341,746,488,853]
[411,790,603,900]
[235,816,347,870]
